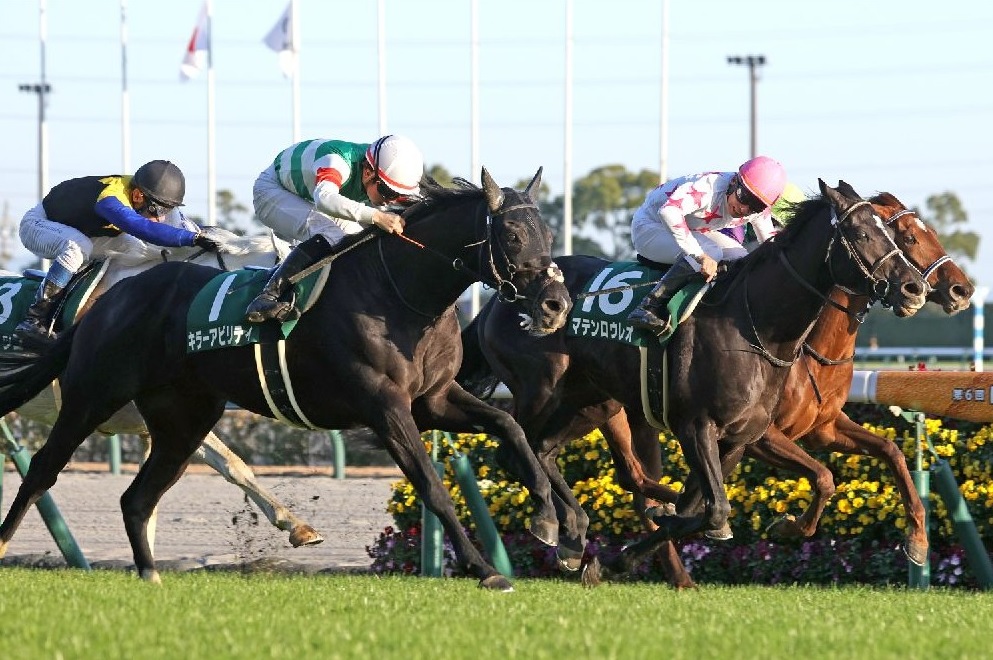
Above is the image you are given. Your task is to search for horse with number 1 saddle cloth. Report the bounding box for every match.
[567,259,709,429]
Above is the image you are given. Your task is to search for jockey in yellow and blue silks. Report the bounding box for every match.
[245,134,425,323]
[16,160,219,346]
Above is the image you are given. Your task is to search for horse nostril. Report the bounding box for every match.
[903,281,925,298]
[949,283,973,301]
[544,299,565,314]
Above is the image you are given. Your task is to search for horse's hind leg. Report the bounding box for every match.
[197,432,323,547]
[0,419,93,559]
[126,389,227,583]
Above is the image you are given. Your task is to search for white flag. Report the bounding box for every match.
[264,2,295,78]
[180,1,211,81]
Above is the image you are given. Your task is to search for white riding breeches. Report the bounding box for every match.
[253,165,360,246]
[631,218,748,271]
[20,203,145,282]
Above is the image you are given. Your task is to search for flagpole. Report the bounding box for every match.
[659,0,669,183]
[469,0,480,317]
[562,0,573,256]
[376,0,387,135]
[290,0,300,143]
[206,0,216,225]
[120,0,131,173]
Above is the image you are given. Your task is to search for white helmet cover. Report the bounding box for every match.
[365,135,424,196]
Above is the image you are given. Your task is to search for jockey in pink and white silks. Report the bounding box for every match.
[626,155,788,335]
[15,160,220,347]
[245,134,425,323]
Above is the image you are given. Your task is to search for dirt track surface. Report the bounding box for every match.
[1,463,402,574]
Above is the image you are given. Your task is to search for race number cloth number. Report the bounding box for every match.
[568,261,703,347]
[0,267,103,352]
[186,267,323,353]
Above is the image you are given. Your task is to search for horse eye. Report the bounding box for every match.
[903,234,917,245]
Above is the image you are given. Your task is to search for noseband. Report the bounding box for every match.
[885,209,951,287]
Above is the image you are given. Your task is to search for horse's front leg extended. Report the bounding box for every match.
[197,432,324,547]
[412,383,558,549]
[375,395,511,591]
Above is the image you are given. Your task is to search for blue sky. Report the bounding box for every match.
[1,0,991,288]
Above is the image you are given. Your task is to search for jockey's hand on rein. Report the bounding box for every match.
[193,232,221,252]
[372,210,405,235]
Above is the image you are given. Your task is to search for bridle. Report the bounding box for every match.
[884,209,951,288]
[379,194,562,317]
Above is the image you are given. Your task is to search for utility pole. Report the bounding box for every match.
[18,83,51,202]
[726,55,765,158]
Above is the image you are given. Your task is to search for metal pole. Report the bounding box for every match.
[329,430,345,480]
[108,435,121,476]
[420,431,444,577]
[469,0,480,318]
[120,0,130,173]
[727,55,765,159]
[450,448,512,577]
[658,0,669,183]
[905,411,930,589]
[562,0,573,256]
[0,419,90,569]
[377,0,387,135]
[972,286,988,372]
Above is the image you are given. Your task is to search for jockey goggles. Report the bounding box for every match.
[139,196,176,219]
[734,181,768,215]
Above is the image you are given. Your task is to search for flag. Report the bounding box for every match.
[180,1,211,81]
[263,1,295,78]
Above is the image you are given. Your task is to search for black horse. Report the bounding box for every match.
[458,180,929,580]
[0,168,572,591]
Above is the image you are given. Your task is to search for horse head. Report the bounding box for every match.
[869,192,974,314]
[481,166,572,335]
[820,179,927,318]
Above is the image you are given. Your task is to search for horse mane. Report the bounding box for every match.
[868,191,903,208]
[719,195,829,282]
[402,176,489,225]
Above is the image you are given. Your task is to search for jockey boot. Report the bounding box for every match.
[626,258,699,335]
[14,279,65,348]
[245,234,335,323]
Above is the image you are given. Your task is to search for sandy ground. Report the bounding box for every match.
[1,462,402,574]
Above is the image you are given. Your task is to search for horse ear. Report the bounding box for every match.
[819,179,847,211]
[524,167,544,203]
[836,180,862,200]
[481,167,505,212]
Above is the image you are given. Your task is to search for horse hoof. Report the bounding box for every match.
[139,569,162,585]
[479,575,514,592]
[904,539,929,567]
[528,516,559,547]
[289,524,324,548]
[556,544,585,573]
[580,556,603,588]
[704,523,733,541]
[765,514,801,539]
[646,503,676,523]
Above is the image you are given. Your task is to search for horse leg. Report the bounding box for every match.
[744,427,836,540]
[417,383,558,550]
[127,390,227,583]
[803,415,928,566]
[380,391,511,590]
[197,431,324,547]
[0,420,93,559]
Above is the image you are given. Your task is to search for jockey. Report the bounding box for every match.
[15,159,219,347]
[245,134,424,323]
[626,155,787,335]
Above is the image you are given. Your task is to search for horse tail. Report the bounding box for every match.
[0,326,77,415]
[456,313,500,399]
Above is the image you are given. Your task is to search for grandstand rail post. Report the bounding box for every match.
[329,430,346,480]
[420,430,444,577]
[108,434,121,475]
[0,419,90,569]
[903,411,930,589]
[448,440,513,578]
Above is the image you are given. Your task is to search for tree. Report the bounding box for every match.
[916,192,980,270]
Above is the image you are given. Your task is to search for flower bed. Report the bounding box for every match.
[367,407,993,587]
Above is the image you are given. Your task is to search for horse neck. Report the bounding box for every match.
[804,288,870,361]
[380,199,487,317]
[744,217,844,354]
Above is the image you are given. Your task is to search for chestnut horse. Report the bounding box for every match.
[459,180,928,582]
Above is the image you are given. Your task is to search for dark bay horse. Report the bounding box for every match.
[0,168,571,591]
[458,180,929,583]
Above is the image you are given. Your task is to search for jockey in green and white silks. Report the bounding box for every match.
[626,156,788,336]
[245,135,425,324]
